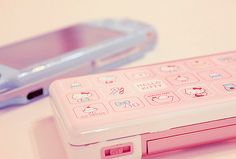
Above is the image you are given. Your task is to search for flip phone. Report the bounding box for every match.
[50,51,236,159]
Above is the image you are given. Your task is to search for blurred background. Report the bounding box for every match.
[0,1,236,159]
[1,0,236,64]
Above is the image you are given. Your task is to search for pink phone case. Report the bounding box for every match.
[49,51,236,159]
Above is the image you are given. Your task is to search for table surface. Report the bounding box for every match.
[1,0,236,159]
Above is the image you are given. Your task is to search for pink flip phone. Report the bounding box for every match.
[49,51,236,159]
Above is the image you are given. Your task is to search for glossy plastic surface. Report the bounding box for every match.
[0,19,157,108]
[50,51,236,146]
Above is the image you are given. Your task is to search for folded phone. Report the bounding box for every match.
[49,51,236,159]
[0,19,157,108]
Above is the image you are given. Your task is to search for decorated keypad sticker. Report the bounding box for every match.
[109,87,125,95]
[159,64,180,73]
[98,75,117,84]
[71,82,82,88]
[223,83,236,92]
[73,103,108,118]
[215,55,236,64]
[179,85,213,99]
[101,86,131,97]
[134,79,167,92]
[166,73,199,85]
[65,79,89,89]
[145,91,180,105]
[124,69,154,80]
[185,58,215,69]
[185,87,207,97]
[67,91,99,103]
[198,69,231,81]
[110,97,145,112]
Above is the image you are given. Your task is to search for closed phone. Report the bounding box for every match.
[0,19,157,108]
[50,51,236,159]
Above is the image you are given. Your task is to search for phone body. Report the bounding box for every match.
[0,19,157,108]
[49,51,236,159]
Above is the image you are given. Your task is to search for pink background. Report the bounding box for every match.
[1,0,236,159]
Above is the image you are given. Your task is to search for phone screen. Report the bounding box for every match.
[0,24,122,69]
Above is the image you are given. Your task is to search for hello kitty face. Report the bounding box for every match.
[185,87,207,97]
[83,106,97,114]
[160,65,179,73]
[98,76,116,84]
[72,92,92,102]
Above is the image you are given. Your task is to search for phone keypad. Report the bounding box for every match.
[60,52,236,119]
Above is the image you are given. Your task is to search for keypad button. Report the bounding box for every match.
[108,87,125,95]
[223,83,236,92]
[197,69,231,81]
[73,103,108,119]
[98,75,118,84]
[100,84,133,97]
[134,79,167,92]
[144,91,180,106]
[67,91,99,104]
[110,97,145,112]
[124,69,154,80]
[65,79,90,90]
[213,54,236,65]
[159,65,180,73]
[166,73,199,85]
[156,63,184,74]
[185,58,216,69]
[178,85,213,99]
[213,80,236,94]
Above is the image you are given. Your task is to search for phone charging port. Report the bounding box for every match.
[27,88,43,100]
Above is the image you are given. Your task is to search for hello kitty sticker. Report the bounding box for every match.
[160,65,180,73]
[125,69,154,80]
[184,87,208,98]
[166,73,199,85]
[110,97,144,112]
[145,91,180,105]
[67,91,99,104]
[73,103,108,119]
[186,58,215,69]
[216,56,236,64]
[98,75,117,84]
